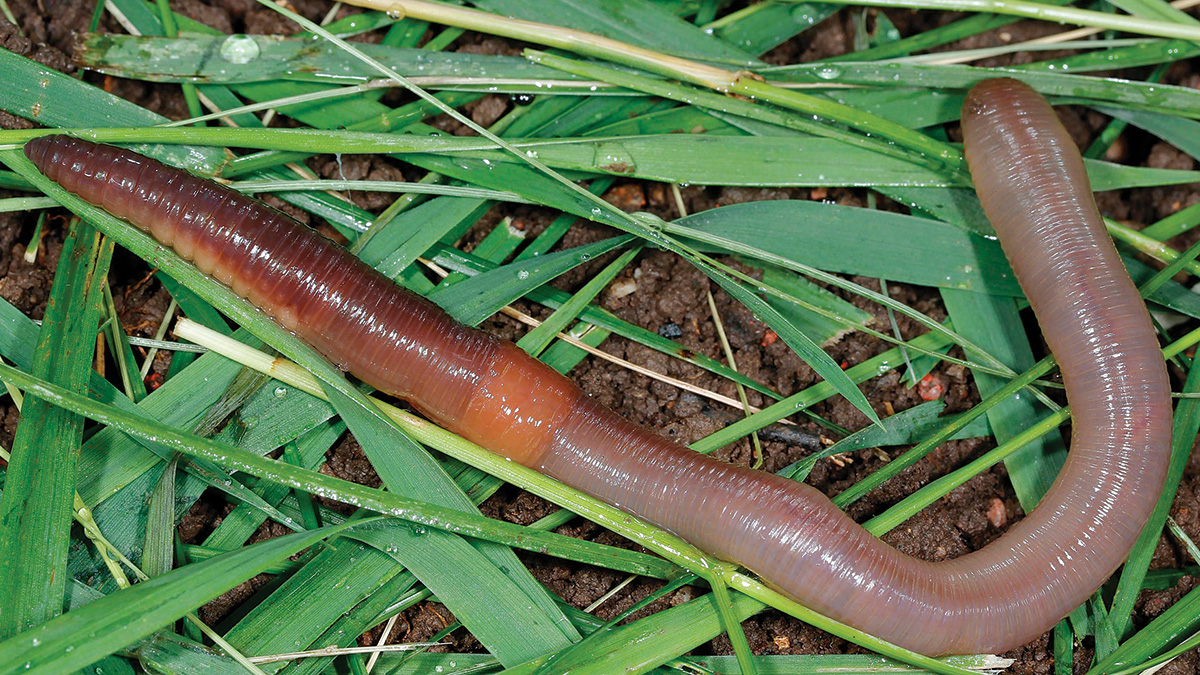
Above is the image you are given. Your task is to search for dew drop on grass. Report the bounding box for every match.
[219,35,261,65]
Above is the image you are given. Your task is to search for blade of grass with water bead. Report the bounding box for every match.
[100,283,149,402]
[429,235,636,326]
[437,217,527,287]
[708,2,839,57]
[794,0,1200,41]
[1089,577,1200,673]
[0,219,110,638]
[1096,106,1200,161]
[363,198,495,275]
[77,34,573,86]
[877,185,992,234]
[279,569,427,675]
[0,521,363,675]
[141,456,179,580]
[223,540,415,665]
[202,420,344,551]
[0,171,33,191]
[525,96,677,142]
[454,133,1199,190]
[826,0,1071,62]
[469,0,760,66]
[584,105,735,137]
[770,62,1200,118]
[526,54,938,178]
[754,263,875,347]
[941,289,1066,508]
[1106,0,1200,24]
[518,247,641,358]
[495,593,766,675]
[675,200,1019,295]
[353,651,1010,674]
[428,134,955,186]
[0,196,56,213]
[540,323,612,375]
[672,198,1200,321]
[135,632,254,675]
[220,90,480,179]
[1012,39,1200,74]
[809,85,965,130]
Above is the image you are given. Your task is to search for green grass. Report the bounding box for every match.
[0,0,1198,673]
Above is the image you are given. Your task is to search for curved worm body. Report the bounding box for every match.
[24,78,1170,655]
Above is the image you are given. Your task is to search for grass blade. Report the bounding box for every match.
[0,219,111,638]
[0,522,360,675]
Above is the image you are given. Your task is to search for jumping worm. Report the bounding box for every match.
[23,77,1171,655]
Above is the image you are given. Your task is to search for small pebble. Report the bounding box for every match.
[658,322,682,338]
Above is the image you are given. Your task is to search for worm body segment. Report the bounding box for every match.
[25,78,1170,655]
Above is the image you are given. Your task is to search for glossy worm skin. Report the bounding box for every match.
[24,78,1170,656]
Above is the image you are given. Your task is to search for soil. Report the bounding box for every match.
[2,0,1199,673]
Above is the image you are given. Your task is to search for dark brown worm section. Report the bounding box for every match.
[25,80,1169,655]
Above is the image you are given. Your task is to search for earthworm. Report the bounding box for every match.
[23,78,1170,655]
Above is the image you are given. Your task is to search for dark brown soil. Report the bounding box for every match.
[3,0,1199,672]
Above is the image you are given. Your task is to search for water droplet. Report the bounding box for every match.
[516,270,530,280]
[273,386,287,398]
[815,66,842,80]
[219,35,261,65]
